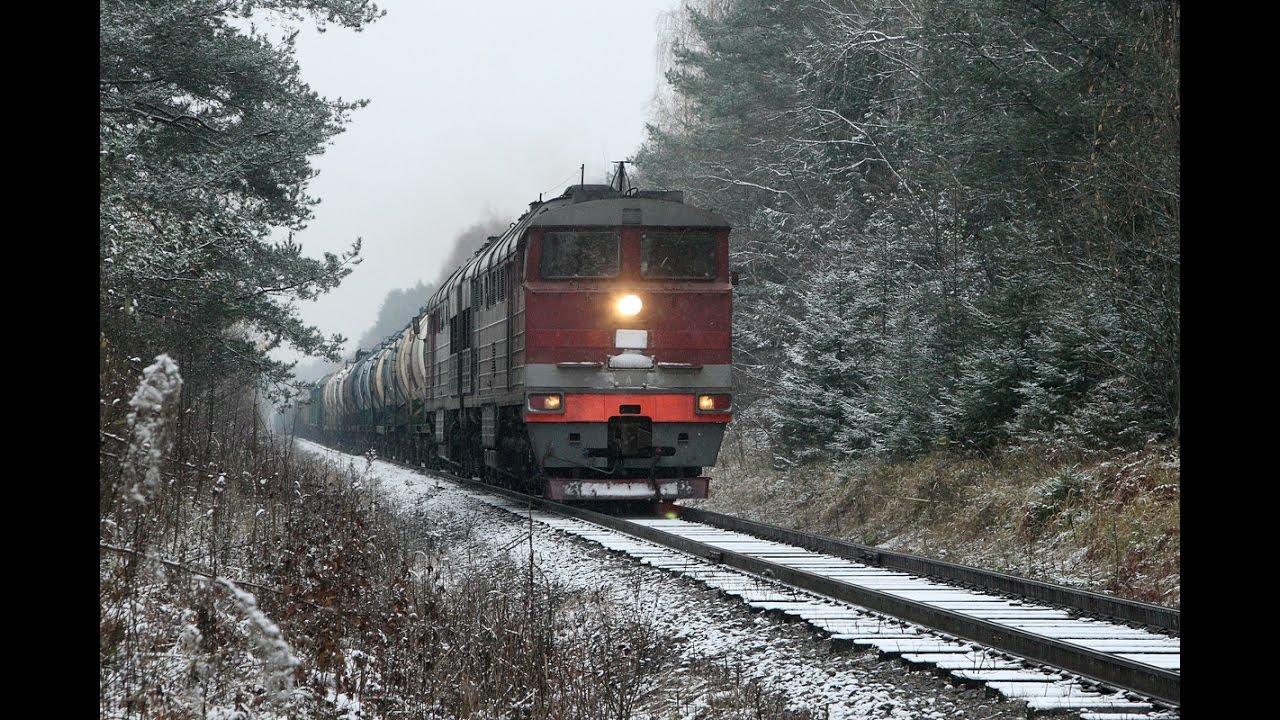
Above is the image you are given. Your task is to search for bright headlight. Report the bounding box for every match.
[618,294,643,316]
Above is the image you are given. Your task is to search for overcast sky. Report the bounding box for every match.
[279,0,680,361]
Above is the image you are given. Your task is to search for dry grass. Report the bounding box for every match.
[699,433,1180,608]
[99,358,861,718]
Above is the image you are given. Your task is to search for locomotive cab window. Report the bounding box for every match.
[641,230,717,279]
[540,231,620,279]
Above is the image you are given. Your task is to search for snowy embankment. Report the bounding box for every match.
[294,440,1029,720]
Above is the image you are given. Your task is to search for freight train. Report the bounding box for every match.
[297,167,733,501]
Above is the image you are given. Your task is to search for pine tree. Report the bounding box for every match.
[100,0,382,402]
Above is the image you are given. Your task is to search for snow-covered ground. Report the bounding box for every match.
[295,440,1032,719]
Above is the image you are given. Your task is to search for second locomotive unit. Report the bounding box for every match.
[306,169,734,501]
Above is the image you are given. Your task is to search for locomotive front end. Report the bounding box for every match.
[522,187,733,500]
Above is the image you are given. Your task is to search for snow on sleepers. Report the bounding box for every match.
[1058,639,1180,653]
[822,628,923,639]
[1116,654,1180,670]
[901,652,1025,670]
[987,681,1144,703]
[952,669,1066,682]
[749,599,846,613]
[997,626,1172,639]
[1020,694,1154,713]
[1075,707,1167,712]
[842,637,975,656]
[937,607,1075,620]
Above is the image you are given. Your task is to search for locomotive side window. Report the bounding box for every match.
[540,231,620,279]
[641,230,717,279]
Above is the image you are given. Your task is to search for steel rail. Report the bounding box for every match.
[435,474,1178,707]
[677,506,1180,634]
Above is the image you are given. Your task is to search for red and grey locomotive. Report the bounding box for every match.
[305,173,733,501]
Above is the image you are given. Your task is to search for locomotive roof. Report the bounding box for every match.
[527,190,729,230]
[422,185,729,313]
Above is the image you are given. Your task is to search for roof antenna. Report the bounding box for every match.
[612,160,631,193]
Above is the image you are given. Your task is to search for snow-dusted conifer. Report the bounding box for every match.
[100,0,382,400]
[637,0,1178,457]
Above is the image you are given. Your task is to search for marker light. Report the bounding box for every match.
[617,294,643,316]
[697,394,732,412]
[528,393,563,412]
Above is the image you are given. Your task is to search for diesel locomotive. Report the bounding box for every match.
[300,169,734,501]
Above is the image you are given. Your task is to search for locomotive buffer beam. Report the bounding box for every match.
[545,474,709,501]
[581,446,676,458]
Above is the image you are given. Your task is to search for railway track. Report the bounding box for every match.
[433,471,1180,718]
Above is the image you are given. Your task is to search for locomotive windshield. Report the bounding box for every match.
[540,231,620,278]
[641,230,717,279]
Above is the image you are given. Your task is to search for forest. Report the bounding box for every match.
[637,0,1178,463]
